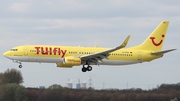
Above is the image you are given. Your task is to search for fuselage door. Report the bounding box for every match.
[138,51,142,60]
[24,47,28,56]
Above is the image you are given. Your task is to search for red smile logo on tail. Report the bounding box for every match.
[150,34,165,46]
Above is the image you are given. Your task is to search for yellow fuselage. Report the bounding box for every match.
[3,45,162,65]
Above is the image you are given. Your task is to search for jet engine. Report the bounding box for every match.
[56,57,81,68]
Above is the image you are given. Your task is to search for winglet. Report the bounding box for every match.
[116,35,130,49]
[94,44,98,47]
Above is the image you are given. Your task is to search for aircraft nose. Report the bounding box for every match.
[3,51,10,57]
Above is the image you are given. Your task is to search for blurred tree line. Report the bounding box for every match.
[0,68,180,101]
[0,68,23,84]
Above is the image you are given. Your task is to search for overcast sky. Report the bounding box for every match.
[0,0,180,90]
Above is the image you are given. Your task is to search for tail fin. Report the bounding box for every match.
[132,21,169,51]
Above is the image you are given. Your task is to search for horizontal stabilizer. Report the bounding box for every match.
[151,49,176,55]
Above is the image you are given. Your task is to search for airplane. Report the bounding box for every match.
[3,21,176,72]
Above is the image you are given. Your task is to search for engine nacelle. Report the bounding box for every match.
[56,63,73,68]
[64,57,81,65]
[56,57,81,68]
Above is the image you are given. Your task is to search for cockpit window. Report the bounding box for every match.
[10,49,18,51]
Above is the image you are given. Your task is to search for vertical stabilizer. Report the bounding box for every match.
[132,21,169,51]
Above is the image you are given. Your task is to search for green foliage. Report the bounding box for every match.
[15,85,29,101]
[0,68,23,84]
[26,88,44,101]
[0,83,180,101]
[158,83,180,90]
[35,83,180,101]
[36,84,64,101]
[48,84,63,90]
[1,83,28,101]
[0,85,4,101]
[46,84,64,93]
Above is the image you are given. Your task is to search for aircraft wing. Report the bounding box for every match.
[80,35,130,64]
[151,49,176,55]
